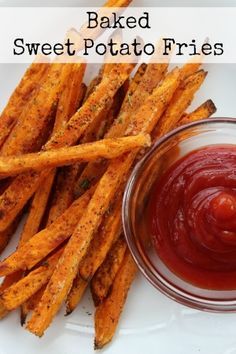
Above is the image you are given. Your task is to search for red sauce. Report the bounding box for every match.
[148,145,236,290]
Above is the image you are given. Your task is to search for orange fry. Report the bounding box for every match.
[94,250,137,349]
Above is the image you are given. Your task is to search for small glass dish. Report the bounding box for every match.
[122,118,236,312]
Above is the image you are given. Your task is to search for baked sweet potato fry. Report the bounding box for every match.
[153,70,207,139]
[0,249,62,311]
[91,236,127,306]
[0,135,150,177]
[65,276,88,315]
[25,68,180,337]
[21,285,47,325]
[0,186,95,276]
[94,250,137,349]
[179,99,216,126]
[0,60,49,149]
[46,165,80,225]
[79,195,122,281]
[0,215,21,255]
[179,60,202,81]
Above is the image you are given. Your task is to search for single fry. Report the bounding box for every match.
[65,276,88,315]
[79,195,122,281]
[0,135,150,177]
[0,215,21,255]
[0,60,49,149]
[91,236,127,306]
[0,187,94,276]
[46,165,80,225]
[179,60,202,81]
[0,300,8,320]
[73,160,107,198]
[94,250,137,349]
[26,68,180,337]
[21,285,47,326]
[153,70,207,139]
[19,173,55,244]
[179,99,216,126]
[53,63,86,132]
[0,249,62,311]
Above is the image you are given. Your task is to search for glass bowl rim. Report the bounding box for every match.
[122,117,236,312]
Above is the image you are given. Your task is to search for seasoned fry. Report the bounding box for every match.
[0,135,150,177]
[0,63,134,232]
[0,60,49,149]
[0,249,62,311]
[21,285,47,325]
[94,250,137,349]
[73,160,107,198]
[25,68,180,337]
[1,62,72,156]
[0,187,94,276]
[91,236,127,306]
[46,165,79,225]
[79,195,122,281]
[0,215,21,255]
[53,63,86,132]
[66,192,123,313]
[179,60,202,81]
[65,276,88,315]
[20,173,55,244]
[178,99,216,126]
[153,70,207,139]
[22,285,46,315]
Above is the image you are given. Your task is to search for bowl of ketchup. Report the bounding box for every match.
[123,118,236,312]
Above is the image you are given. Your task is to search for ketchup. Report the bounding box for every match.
[148,145,236,290]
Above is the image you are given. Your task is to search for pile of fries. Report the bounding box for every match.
[0,0,217,350]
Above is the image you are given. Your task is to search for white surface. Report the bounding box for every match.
[1,1,236,354]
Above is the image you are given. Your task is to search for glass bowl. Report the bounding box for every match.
[122,118,236,312]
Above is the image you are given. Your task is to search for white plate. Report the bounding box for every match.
[1,1,236,354]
